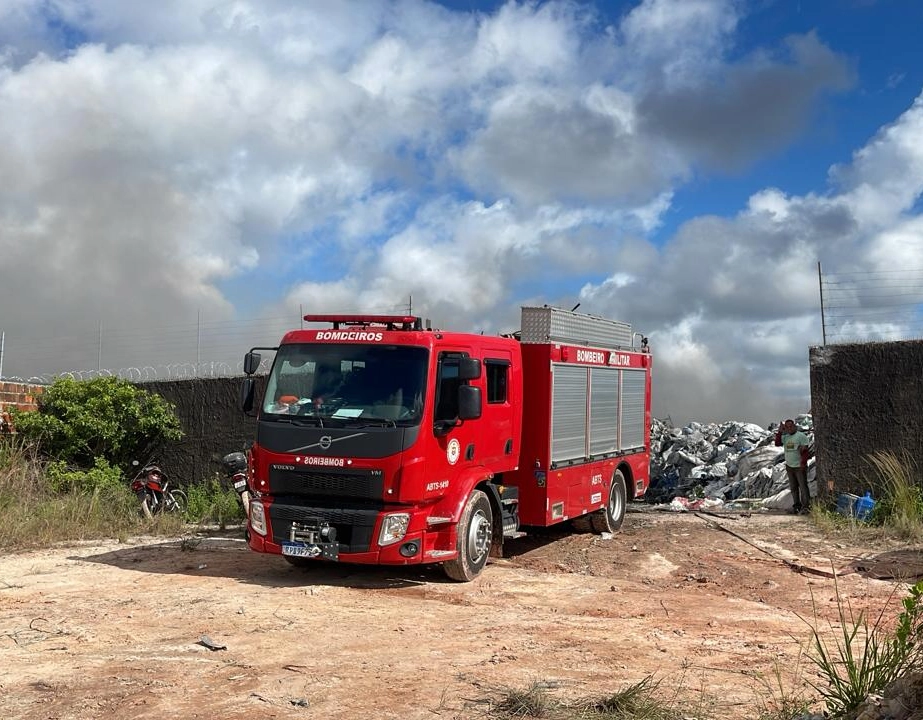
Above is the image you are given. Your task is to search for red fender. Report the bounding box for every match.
[427,466,493,525]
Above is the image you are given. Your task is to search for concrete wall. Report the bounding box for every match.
[143,377,266,485]
[809,340,923,497]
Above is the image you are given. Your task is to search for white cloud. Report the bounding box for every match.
[1,0,912,428]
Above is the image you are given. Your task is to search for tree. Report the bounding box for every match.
[12,377,183,469]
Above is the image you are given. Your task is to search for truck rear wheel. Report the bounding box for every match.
[590,469,627,534]
[443,490,492,582]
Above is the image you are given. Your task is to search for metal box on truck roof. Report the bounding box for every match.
[520,306,633,348]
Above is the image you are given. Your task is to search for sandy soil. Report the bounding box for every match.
[1,507,921,720]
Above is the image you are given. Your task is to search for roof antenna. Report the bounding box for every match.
[570,303,581,312]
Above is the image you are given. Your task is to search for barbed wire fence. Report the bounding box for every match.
[819,263,923,345]
[0,301,414,384]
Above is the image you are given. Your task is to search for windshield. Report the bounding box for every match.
[262,344,428,425]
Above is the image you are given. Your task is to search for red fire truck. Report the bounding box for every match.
[239,305,652,581]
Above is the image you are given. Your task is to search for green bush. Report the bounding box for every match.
[46,456,123,494]
[11,376,183,469]
[184,476,244,527]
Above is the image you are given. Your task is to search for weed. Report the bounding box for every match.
[481,676,687,720]
[866,451,923,540]
[493,682,553,718]
[0,437,184,549]
[180,536,203,552]
[577,675,684,719]
[802,576,923,718]
[184,475,244,527]
[749,659,813,720]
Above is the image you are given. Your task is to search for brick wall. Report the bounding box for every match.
[0,381,44,432]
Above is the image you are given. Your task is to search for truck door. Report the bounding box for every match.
[479,353,516,470]
[430,351,481,482]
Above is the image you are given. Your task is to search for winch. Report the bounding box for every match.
[284,519,339,560]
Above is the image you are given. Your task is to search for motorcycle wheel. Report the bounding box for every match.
[167,490,187,514]
[140,494,155,520]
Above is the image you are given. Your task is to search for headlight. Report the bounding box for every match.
[250,501,267,537]
[378,513,410,546]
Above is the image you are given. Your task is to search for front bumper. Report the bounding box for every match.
[248,498,456,566]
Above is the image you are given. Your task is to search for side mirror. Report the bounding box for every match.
[457,357,481,380]
[243,352,261,376]
[458,385,481,420]
[240,377,256,413]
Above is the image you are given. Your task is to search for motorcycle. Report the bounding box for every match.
[221,451,251,521]
[130,461,187,519]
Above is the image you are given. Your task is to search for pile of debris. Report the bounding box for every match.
[647,415,814,511]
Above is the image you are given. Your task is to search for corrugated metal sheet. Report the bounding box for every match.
[520,306,633,348]
[551,364,587,463]
[620,369,646,449]
[589,367,619,455]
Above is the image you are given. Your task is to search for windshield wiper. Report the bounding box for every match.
[353,416,398,428]
[262,415,324,427]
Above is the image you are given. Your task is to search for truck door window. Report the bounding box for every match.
[435,352,467,423]
[485,359,509,404]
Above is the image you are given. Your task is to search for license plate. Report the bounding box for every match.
[281,543,320,558]
[233,480,247,490]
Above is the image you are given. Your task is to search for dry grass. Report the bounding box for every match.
[0,437,184,550]
[866,451,923,541]
[476,677,690,720]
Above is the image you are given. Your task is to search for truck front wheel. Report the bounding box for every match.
[443,490,492,582]
[590,469,627,533]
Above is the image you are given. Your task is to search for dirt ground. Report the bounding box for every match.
[2,506,922,720]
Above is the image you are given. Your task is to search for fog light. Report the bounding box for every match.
[399,541,419,558]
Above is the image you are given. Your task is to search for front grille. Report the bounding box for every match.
[268,500,381,553]
[269,467,384,501]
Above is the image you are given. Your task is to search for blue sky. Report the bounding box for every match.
[2,0,923,424]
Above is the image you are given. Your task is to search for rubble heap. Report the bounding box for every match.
[648,415,814,510]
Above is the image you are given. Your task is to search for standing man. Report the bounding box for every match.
[775,419,811,514]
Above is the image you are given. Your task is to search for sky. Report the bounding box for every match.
[2,0,923,426]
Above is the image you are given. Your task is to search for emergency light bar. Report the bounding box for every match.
[303,314,423,331]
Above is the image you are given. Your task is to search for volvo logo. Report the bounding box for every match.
[288,432,366,454]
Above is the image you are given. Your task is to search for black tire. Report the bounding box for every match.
[590,470,627,534]
[140,495,155,520]
[571,515,594,533]
[167,490,187,514]
[443,489,493,582]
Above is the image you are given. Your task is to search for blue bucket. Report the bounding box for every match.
[854,492,875,521]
